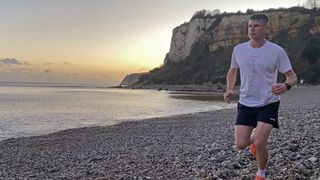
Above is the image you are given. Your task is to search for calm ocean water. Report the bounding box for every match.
[0,84,234,141]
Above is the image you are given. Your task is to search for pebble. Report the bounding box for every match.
[308,157,318,162]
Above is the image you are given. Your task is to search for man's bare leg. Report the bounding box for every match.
[252,122,273,173]
[234,125,254,150]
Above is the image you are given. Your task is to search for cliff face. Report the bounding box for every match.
[165,18,217,63]
[119,73,147,86]
[127,7,320,86]
[166,10,320,64]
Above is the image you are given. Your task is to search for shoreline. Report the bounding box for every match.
[0,87,319,179]
[110,84,229,92]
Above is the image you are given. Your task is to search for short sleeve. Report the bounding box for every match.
[276,48,292,73]
[230,47,239,68]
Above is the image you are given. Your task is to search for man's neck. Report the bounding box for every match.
[250,39,266,48]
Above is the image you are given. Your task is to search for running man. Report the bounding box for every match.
[224,13,297,180]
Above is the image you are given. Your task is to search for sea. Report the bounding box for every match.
[0,82,234,141]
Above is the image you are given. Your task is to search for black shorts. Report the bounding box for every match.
[236,101,280,128]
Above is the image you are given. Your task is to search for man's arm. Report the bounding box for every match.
[272,69,297,95]
[284,69,298,86]
[224,68,238,103]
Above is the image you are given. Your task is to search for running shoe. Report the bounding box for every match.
[255,175,266,180]
[249,143,256,156]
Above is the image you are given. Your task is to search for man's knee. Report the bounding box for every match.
[253,138,267,150]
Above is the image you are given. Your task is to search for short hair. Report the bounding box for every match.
[249,13,269,25]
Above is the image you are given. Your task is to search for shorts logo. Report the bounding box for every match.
[270,118,276,121]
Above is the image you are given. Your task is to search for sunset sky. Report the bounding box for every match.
[0,0,304,86]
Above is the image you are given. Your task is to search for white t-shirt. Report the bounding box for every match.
[231,40,292,107]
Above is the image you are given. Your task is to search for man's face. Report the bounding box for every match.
[248,19,268,40]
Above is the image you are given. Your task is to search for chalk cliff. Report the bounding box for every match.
[119,73,147,86]
[122,7,320,86]
[166,9,320,64]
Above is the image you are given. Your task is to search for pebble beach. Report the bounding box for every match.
[0,87,319,179]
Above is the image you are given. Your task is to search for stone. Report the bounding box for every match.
[199,168,207,178]
[308,157,318,162]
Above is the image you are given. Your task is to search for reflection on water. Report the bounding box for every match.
[0,85,236,140]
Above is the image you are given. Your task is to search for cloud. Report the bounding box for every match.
[64,61,71,65]
[0,67,33,75]
[44,69,51,73]
[0,58,29,66]
[9,68,33,73]
[0,58,32,75]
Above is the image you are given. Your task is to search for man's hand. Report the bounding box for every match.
[272,83,287,95]
[224,90,233,103]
